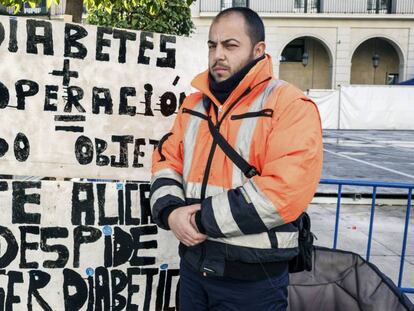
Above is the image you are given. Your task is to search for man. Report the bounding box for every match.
[150,7,323,311]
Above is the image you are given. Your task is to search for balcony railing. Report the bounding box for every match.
[0,4,49,16]
[199,0,414,14]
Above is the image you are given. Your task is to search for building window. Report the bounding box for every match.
[1,0,48,15]
[221,0,248,10]
[367,0,391,13]
[281,39,305,62]
[294,0,305,9]
[294,0,320,13]
[387,73,399,85]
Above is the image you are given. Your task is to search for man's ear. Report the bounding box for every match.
[253,41,266,59]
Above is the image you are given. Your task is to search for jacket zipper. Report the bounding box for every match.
[200,87,250,200]
[198,243,206,274]
[197,77,272,272]
[200,140,217,200]
[199,77,271,200]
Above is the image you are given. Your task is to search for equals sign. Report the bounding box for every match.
[55,115,86,133]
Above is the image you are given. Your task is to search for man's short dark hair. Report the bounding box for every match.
[213,7,265,45]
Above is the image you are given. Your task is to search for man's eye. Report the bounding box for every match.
[208,45,216,49]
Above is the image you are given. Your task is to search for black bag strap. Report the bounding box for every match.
[205,99,314,273]
[207,115,259,178]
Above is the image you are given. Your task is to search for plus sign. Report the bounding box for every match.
[50,59,79,86]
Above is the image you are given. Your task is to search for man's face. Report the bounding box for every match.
[208,13,255,82]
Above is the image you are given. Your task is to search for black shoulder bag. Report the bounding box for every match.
[207,115,314,273]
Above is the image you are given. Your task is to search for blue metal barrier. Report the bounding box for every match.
[319,178,414,294]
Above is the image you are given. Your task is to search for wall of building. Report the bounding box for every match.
[321,0,367,13]
[191,10,414,89]
[197,0,414,14]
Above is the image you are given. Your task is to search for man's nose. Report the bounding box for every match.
[214,44,225,61]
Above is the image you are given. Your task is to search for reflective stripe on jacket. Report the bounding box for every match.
[150,55,323,274]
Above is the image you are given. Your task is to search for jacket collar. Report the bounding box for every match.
[191,54,274,108]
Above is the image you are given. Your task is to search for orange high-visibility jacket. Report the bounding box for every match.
[150,55,323,274]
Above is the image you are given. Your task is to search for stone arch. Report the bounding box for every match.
[278,35,334,90]
[350,35,405,84]
[278,34,334,65]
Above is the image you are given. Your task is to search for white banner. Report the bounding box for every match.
[307,89,339,130]
[340,85,414,130]
[308,86,414,130]
[0,16,206,180]
[0,179,179,310]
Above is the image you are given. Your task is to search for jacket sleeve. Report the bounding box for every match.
[150,107,187,230]
[198,98,323,238]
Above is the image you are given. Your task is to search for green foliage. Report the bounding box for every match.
[86,0,195,36]
[0,0,196,36]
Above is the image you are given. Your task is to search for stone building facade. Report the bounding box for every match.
[191,0,414,89]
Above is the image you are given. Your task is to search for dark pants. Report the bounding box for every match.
[179,261,289,311]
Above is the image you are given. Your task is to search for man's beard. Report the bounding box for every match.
[210,50,256,82]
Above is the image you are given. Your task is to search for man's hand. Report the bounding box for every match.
[168,204,207,247]
[190,213,198,232]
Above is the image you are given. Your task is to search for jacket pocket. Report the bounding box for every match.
[157,132,173,162]
[182,107,208,120]
[231,109,273,120]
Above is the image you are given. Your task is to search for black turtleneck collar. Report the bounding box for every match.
[209,54,265,105]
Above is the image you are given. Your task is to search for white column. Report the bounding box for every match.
[334,27,352,88]
[190,0,201,18]
[405,27,414,80]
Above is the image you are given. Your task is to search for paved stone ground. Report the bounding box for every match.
[317,129,414,303]
[321,130,414,194]
[309,202,414,302]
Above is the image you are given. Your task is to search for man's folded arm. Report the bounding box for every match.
[150,107,187,230]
